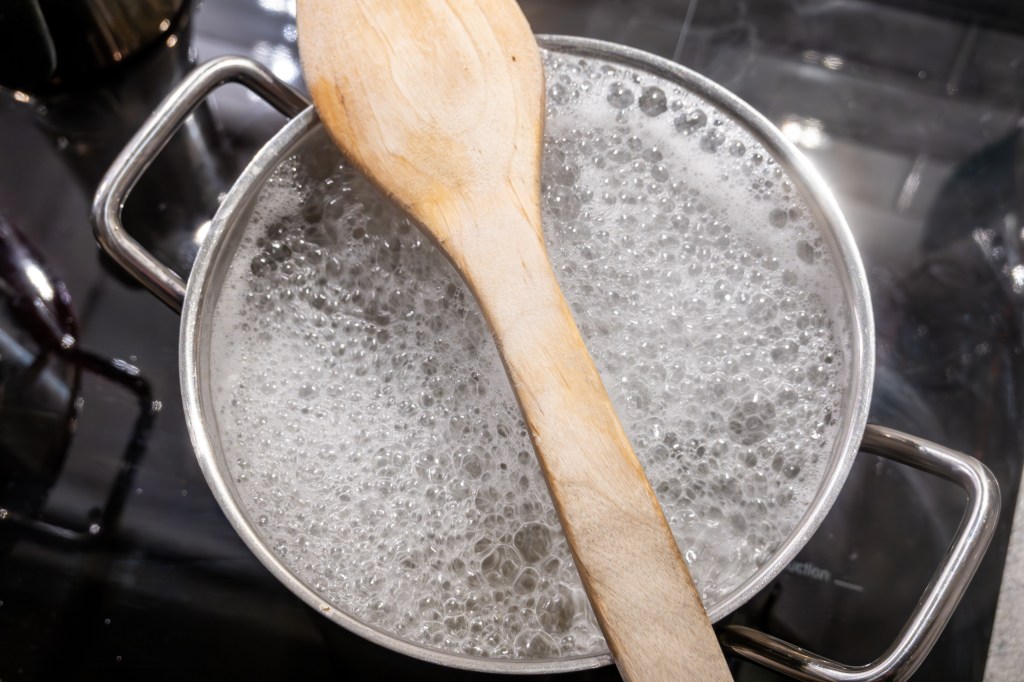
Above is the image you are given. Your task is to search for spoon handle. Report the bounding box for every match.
[452,197,733,682]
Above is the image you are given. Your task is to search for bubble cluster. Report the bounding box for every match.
[208,50,850,662]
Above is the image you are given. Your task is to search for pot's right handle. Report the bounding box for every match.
[721,425,1000,681]
[92,57,308,312]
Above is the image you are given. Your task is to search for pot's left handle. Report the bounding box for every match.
[92,57,309,313]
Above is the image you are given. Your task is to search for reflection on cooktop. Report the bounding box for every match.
[0,210,157,552]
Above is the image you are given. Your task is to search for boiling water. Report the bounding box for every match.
[209,50,850,660]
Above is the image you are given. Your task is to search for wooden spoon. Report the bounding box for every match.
[297,2,732,680]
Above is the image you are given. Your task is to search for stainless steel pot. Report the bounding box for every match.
[92,37,1000,681]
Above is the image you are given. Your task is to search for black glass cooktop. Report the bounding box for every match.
[1,1,1022,680]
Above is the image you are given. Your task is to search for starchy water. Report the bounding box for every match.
[208,49,850,661]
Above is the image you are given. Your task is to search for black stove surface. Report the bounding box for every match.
[1,1,1023,680]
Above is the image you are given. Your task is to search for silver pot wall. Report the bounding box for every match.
[92,37,1000,681]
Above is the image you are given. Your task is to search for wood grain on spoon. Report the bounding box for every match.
[297,1,732,679]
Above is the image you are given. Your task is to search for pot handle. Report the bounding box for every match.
[91,57,308,312]
[720,424,1000,681]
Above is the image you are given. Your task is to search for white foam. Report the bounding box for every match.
[207,50,850,661]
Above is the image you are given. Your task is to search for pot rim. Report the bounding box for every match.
[179,35,875,674]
